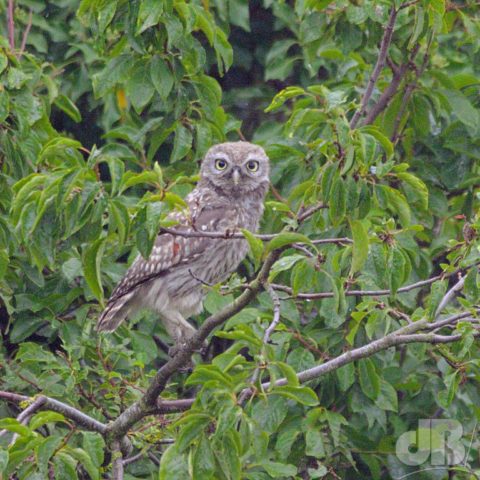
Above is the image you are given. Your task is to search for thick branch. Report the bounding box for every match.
[112,441,124,480]
[106,249,282,439]
[350,6,398,128]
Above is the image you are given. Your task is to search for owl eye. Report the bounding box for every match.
[214,158,228,170]
[246,160,259,172]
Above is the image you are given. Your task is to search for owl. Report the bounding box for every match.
[96,141,270,350]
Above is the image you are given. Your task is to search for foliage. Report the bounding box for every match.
[1,0,480,479]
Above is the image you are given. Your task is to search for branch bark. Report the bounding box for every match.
[0,390,107,434]
[271,261,480,300]
[350,6,398,128]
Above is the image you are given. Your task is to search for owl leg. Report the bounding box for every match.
[161,310,197,346]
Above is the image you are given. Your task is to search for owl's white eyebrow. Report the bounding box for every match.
[212,153,229,160]
[244,153,261,162]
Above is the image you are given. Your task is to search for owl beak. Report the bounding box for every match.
[232,167,240,185]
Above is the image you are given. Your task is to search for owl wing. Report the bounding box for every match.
[96,198,238,332]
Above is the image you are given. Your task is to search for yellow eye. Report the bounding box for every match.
[246,160,259,172]
[215,158,227,170]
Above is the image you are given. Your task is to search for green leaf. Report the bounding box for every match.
[272,385,319,406]
[66,447,99,480]
[241,229,264,269]
[53,451,78,480]
[175,414,212,453]
[0,418,32,437]
[266,232,312,253]
[54,95,82,123]
[0,449,8,474]
[170,124,193,162]
[329,177,346,226]
[82,432,105,468]
[336,362,355,392]
[358,358,380,401]
[265,86,306,113]
[30,411,66,430]
[375,380,398,412]
[262,461,297,477]
[349,219,369,275]
[396,172,429,210]
[193,436,216,478]
[137,0,163,33]
[444,88,480,132]
[273,361,300,387]
[82,237,106,304]
[269,254,305,281]
[126,60,155,113]
[159,445,188,479]
[0,248,8,280]
[359,125,393,158]
[388,246,406,295]
[150,55,174,99]
[305,429,325,458]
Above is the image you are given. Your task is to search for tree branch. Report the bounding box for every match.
[105,249,283,439]
[238,284,281,405]
[18,9,32,56]
[0,390,107,434]
[0,396,46,440]
[435,274,466,319]
[271,261,480,300]
[391,37,431,143]
[112,441,124,480]
[350,6,398,128]
[362,44,420,125]
[260,316,479,390]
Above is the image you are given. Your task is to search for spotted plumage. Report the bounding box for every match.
[96,141,270,348]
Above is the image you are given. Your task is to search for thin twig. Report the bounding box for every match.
[0,396,46,440]
[122,451,144,466]
[391,36,431,143]
[264,284,281,343]
[399,0,420,9]
[435,274,466,319]
[350,5,398,128]
[18,9,33,56]
[0,390,107,434]
[238,284,282,405]
[363,44,420,125]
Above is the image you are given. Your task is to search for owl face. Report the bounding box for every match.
[200,141,270,194]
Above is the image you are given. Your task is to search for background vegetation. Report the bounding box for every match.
[1,0,480,478]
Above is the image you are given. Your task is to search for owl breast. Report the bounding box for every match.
[165,204,257,300]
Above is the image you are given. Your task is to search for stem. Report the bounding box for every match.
[350,6,398,128]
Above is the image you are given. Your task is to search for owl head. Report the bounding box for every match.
[200,141,270,195]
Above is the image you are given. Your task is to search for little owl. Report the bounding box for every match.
[96,141,270,350]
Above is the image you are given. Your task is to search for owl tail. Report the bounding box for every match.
[96,292,135,332]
